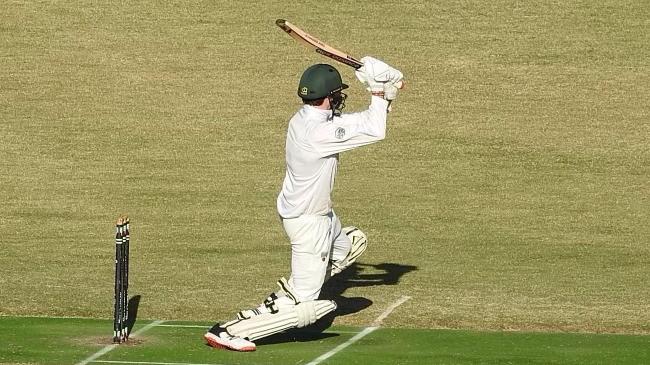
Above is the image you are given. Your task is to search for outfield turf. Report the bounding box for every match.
[1,316,649,365]
[1,0,649,364]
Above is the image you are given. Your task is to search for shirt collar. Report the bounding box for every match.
[302,104,333,120]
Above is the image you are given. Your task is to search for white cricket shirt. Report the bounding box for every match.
[277,96,389,218]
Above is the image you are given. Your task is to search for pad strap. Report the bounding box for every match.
[263,293,280,314]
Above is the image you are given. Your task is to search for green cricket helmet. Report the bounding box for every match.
[297,64,349,100]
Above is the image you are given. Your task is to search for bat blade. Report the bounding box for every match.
[276,19,363,69]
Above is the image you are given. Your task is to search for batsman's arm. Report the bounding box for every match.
[311,96,389,157]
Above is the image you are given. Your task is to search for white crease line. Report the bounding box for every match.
[372,295,412,326]
[305,327,378,365]
[76,344,119,365]
[305,295,411,365]
[155,324,209,328]
[75,320,165,365]
[92,361,224,365]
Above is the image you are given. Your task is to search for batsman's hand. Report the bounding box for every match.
[355,56,404,94]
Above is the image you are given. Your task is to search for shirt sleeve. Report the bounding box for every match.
[310,96,389,157]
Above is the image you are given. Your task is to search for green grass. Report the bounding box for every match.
[1,0,649,363]
[1,316,649,365]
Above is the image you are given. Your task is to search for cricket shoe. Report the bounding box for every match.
[204,324,256,352]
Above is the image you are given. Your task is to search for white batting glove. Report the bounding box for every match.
[355,67,382,93]
[355,56,403,90]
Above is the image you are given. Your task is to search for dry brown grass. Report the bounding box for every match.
[1,0,648,334]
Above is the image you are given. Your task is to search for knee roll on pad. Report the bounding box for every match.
[224,300,336,341]
[344,227,368,262]
[331,227,368,276]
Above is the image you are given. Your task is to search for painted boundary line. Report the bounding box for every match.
[305,295,411,365]
[75,320,165,365]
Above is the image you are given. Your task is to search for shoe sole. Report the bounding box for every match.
[204,333,256,352]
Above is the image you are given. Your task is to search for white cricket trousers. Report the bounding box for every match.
[282,210,351,302]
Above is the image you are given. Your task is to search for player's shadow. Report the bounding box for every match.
[256,262,417,345]
[316,262,418,328]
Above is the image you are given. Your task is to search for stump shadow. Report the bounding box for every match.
[126,295,141,337]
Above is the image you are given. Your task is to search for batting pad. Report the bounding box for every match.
[224,300,336,341]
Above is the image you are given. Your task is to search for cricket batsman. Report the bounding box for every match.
[205,56,403,351]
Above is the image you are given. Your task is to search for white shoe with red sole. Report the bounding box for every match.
[204,326,256,352]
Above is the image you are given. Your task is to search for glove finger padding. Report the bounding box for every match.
[384,83,399,101]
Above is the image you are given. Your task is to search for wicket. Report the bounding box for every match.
[113,216,130,343]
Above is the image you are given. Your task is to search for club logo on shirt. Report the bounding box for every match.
[335,127,346,139]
